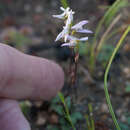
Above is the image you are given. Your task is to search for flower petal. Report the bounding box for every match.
[71,20,89,30]
[62,26,69,42]
[52,13,65,19]
[65,7,70,13]
[65,10,74,29]
[79,37,88,41]
[61,42,75,47]
[67,35,78,41]
[60,7,65,11]
[55,31,64,41]
[77,29,93,33]
[64,34,69,42]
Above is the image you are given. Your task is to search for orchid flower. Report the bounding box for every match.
[52,7,70,19]
[71,20,88,30]
[66,10,74,25]
[53,7,92,47]
[71,20,92,34]
[55,30,64,42]
[53,7,75,42]
[55,26,69,42]
[67,35,88,41]
[61,35,88,47]
[54,11,74,42]
[52,7,74,20]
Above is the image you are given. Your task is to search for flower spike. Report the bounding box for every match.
[53,7,92,47]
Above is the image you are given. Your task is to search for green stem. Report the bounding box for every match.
[104,26,130,130]
[88,104,95,130]
[58,92,76,130]
[85,115,91,130]
[60,0,68,8]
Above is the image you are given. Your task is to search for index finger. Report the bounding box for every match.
[0,43,64,100]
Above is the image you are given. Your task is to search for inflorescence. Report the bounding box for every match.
[53,7,92,47]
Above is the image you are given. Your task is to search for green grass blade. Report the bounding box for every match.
[94,0,122,44]
[104,26,130,130]
[58,92,76,130]
[89,0,128,71]
[88,104,95,130]
[85,115,91,130]
[104,0,128,26]
[96,14,121,55]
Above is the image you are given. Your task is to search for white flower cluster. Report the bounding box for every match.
[53,7,92,47]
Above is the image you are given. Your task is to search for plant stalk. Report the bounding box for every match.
[104,26,130,130]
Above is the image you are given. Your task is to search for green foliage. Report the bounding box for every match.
[85,104,95,130]
[89,0,129,72]
[58,92,76,130]
[4,30,31,48]
[104,0,128,26]
[20,101,30,117]
[97,44,115,67]
[49,93,83,130]
[71,112,82,124]
[93,0,124,45]
[125,83,130,93]
[127,116,130,125]
[10,31,31,47]
[119,114,130,130]
[95,0,128,38]
[65,96,71,109]
[59,118,72,130]
[119,123,129,130]
[60,0,68,8]
[47,125,60,130]
[51,95,61,104]
[51,104,63,115]
[78,42,90,56]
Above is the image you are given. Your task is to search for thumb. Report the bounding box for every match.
[0,99,31,130]
[0,43,64,100]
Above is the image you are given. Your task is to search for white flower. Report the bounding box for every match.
[67,35,88,41]
[79,37,88,41]
[55,30,64,41]
[65,10,74,27]
[63,26,69,42]
[52,7,74,20]
[52,13,65,19]
[61,42,76,47]
[76,29,92,33]
[71,20,92,33]
[61,36,77,47]
[71,20,88,30]
[53,7,75,42]
[61,35,88,47]
[55,26,69,42]
[52,7,70,19]
[60,7,70,13]
[53,7,92,47]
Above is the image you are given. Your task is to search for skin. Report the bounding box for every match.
[0,43,64,130]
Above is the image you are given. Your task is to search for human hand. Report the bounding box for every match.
[0,43,64,130]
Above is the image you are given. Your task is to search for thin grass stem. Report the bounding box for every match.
[104,26,130,130]
[96,14,121,56]
[58,92,76,130]
[89,0,122,72]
